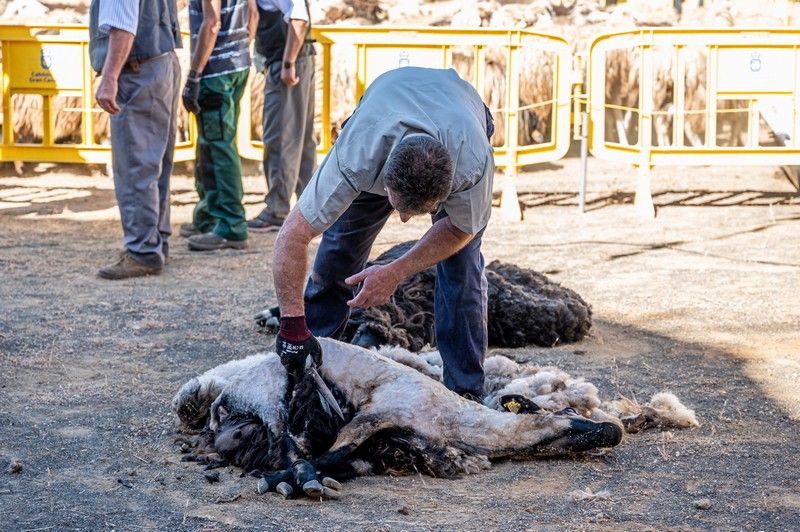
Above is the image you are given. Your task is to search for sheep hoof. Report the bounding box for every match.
[561,418,624,452]
[276,482,294,498]
[303,478,342,499]
[322,486,341,500]
[302,479,324,497]
[257,477,272,495]
[254,307,280,333]
[322,477,342,490]
[351,327,382,349]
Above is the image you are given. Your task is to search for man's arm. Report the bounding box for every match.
[247,0,258,40]
[190,0,222,75]
[281,18,308,86]
[345,217,475,308]
[273,207,322,317]
[95,29,134,115]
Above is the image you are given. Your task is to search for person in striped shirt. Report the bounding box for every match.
[180,0,258,251]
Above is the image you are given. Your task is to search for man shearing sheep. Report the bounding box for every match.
[273,66,495,401]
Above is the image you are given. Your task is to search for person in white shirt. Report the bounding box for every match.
[89,0,182,279]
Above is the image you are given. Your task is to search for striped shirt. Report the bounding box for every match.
[256,0,309,22]
[189,0,252,78]
[97,0,139,35]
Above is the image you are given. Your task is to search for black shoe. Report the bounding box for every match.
[187,232,248,251]
[247,212,284,233]
[179,223,201,238]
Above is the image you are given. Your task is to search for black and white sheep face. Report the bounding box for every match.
[173,338,623,500]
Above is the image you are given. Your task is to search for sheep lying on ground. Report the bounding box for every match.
[255,241,592,351]
[173,338,623,500]
[378,347,698,433]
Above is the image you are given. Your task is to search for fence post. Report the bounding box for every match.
[500,165,522,221]
[578,110,589,213]
[634,164,655,219]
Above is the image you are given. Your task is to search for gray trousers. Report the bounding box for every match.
[261,51,317,220]
[110,51,180,267]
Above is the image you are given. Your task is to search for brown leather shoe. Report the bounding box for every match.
[187,232,248,251]
[99,252,163,280]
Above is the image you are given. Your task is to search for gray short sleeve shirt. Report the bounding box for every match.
[297,67,495,235]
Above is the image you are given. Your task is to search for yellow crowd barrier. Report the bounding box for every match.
[0,24,195,164]
[237,26,574,175]
[2,24,799,221]
[586,28,800,216]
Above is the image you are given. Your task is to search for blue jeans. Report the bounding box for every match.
[305,193,488,396]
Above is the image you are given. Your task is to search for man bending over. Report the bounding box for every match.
[272,67,495,400]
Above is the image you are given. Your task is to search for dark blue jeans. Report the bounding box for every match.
[305,193,488,396]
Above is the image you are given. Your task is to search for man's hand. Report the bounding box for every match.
[281,63,299,87]
[345,264,402,308]
[277,334,322,374]
[276,316,321,379]
[182,71,201,114]
[95,76,120,115]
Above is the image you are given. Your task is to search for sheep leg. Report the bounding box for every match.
[313,412,394,471]
[257,459,342,500]
[256,432,342,500]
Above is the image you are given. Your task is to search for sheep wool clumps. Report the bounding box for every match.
[375,345,698,434]
[262,240,593,351]
[602,392,700,433]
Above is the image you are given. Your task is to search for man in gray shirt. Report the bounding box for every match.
[272,67,495,400]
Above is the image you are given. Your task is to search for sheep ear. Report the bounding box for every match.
[217,405,230,423]
[500,395,540,414]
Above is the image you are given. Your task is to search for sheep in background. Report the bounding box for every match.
[255,240,593,351]
[173,338,623,500]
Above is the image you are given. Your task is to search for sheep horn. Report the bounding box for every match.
[308,366,345,420]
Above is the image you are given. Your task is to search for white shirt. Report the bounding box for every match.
[98,0,139,35]
[255,0,309,22]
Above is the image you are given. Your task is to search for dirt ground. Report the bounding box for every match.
[1,150,799,531]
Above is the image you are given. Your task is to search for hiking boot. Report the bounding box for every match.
[99,251,163,280]
[118,244,170,265]
[179,223,201,238]
[247,212,284,233]
[187,232,248,251]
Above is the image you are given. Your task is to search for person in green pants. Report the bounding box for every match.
[181,0,257,251]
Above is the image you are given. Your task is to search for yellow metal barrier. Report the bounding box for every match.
[587,28,800,216]
[237,26,574,172]
[0,24,195,164]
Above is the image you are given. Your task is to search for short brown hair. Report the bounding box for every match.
[384,136,453,213]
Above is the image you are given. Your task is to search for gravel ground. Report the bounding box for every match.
[1,153,799,531]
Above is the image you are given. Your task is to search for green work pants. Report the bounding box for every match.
[192,69,249,241]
